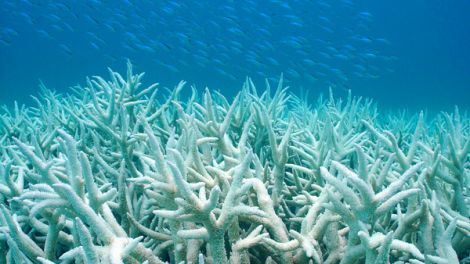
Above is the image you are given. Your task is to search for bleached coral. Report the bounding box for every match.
[0,62,469,264]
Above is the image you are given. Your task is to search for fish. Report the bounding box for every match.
[59,44,72,56]
[0,0,393,90]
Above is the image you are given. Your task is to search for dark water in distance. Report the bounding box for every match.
[0,0,469,112]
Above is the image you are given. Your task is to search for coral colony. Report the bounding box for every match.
[0,63,469,264]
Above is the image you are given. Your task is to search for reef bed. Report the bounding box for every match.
[0,64,469,263]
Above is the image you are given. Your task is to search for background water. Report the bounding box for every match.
[0,0,469,112]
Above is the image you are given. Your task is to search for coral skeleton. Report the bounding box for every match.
[0,63,469,263]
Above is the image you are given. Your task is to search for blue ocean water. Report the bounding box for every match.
[0,0,469,112]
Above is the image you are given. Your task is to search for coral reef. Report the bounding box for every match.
[0,63,469,263]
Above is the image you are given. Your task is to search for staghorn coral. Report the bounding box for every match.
[0,62,469,264]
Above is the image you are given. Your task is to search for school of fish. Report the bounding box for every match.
[0,0,396,89]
